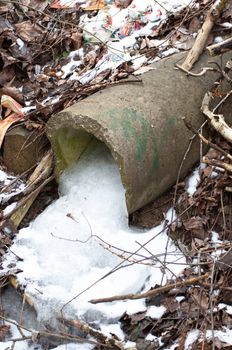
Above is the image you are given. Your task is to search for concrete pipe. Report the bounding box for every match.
[46,51,232,214]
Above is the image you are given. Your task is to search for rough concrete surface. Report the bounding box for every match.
[47,51,232,214]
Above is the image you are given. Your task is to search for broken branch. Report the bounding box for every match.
[89,273,209,304]
[180,0,227,71]
[201,91,232,144]
[207,36,232,56]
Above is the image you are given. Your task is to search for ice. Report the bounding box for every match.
[3,142,185,328]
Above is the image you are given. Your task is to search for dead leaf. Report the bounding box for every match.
[0,66,15,86]
[15,21,45,43]
[190,287,209,311]
[216,251,232,271]
[0,50,18,68]
[28,0,48,11]
[222,0,232,19]
[50,0,78,8]
[163,297,179,313]
[70,31,82,50]
[183,216,208,239]
[0,87,24,104]
[188,17,201,34]
[84,0,106,11]
[114,0,132,8]
[0,325,10,340]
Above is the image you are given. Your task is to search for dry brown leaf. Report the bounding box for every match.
[222,0,232,19]
[163,297,179,313]
[183,216,208,239]
[0,87,24,104]
[114,0,132,8]
[0,325,10,340]
[70,31,82,50]
[85,0,106,11]
[15,21,45,43]
[190,287,209,311]
[28,0,48,11]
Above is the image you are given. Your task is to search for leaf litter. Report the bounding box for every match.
[0,0,232,350]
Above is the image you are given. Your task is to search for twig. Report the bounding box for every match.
[58,318,127,350]
[202,156,232,173]
[89,273,209,304]
[179,0,228,71]
[175,65,217,76]
[201,91,232,144]
[0,315,102,346]
[61,202,195,313]
[207,36,232,56]
[182,117,232,161]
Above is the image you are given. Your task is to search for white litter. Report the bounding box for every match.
[52,0,197,85]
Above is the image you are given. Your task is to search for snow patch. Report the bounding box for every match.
[3,143,185,328]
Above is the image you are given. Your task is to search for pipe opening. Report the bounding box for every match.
[53,126,130,210]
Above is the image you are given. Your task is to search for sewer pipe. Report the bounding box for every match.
[46,51,232,214]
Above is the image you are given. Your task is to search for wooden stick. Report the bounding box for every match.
[201,91,232,144]
[180,0,227,71]
[207,36,232,56]
[89,273,209,304]
[202,156,232,173]
[182,117,232,161]
[58,318,127,350]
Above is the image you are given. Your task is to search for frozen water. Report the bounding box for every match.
[3,142,185,329]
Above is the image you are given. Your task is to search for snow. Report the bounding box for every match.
[52,0,197,85]
[124,341,137,349]
[184,330,199,349]
[3,142,185,328]
[3,202,17,216]
[0,321,41,350]
[0,320,101,350]
[187,162,207,196]
[211,231,220,243]
[206,328,232,345]
[100,323,125,339]
[218,303,232,315]
[16,38,25,50]
[183,327,232,349]
[0,170,25,205]
[176,296,185,302]
[146,305,166,319]
[187,166,201,196]
[146,333,158,341]
[52,343,93,350]
[0,169,15,184]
